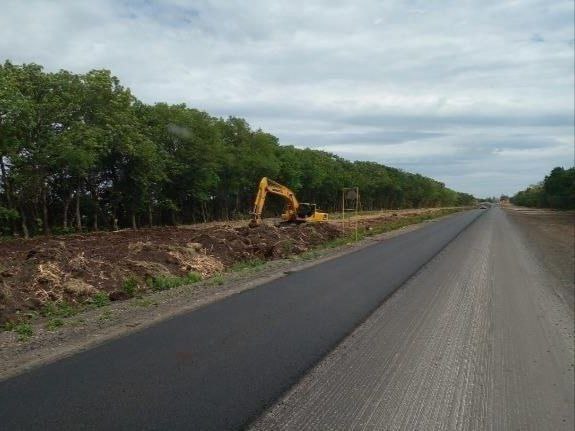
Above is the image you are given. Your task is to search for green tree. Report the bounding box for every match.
[0,60,476,236]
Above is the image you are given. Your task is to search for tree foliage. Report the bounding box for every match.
[0,62,474,237]
[511,167,574,209]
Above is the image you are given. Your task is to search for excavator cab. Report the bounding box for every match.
[295,203,329,222]
[296,203,315,219]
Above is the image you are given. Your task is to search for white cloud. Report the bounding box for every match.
[1,0,573,196]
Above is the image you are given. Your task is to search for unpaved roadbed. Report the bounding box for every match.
[504,206,574,309]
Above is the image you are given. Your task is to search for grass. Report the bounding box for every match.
[69,317,86,326]
[208,274,225,286]
[328,209,388,220]
[230,258,266,272]
[46,318,64,331]
[90,292,110,308]
[122,277,138,297]
[151,272,202,291]
[4,322,34,341]
[41,301,78,318]
[133,298,157,308]
[99,310,112,321]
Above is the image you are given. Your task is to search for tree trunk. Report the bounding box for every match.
[131,212,137,230]
[90,187,99,231]
[63,193,72,229]
[41,185,50,235]
[0,156,13,208]
[20,207,29,239]
[112,208,119,231]
[201,201,207,223]
[235,192,240,214]
[0,156,17,235]
[75,182,82,233]
[148,203,153,227]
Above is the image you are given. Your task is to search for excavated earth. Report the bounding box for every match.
[0,222,342,324]
[0,209,449,325]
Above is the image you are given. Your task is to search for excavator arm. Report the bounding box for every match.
[250,177,299,226]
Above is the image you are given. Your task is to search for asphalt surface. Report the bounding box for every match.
[251,208,574,430]
[0,210,482,430]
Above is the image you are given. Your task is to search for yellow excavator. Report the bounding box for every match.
[249,177,329,227]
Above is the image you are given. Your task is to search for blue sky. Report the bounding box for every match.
[1,0,573,196]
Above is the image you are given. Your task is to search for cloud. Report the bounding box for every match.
[1,0,573,196]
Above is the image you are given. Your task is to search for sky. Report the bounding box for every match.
[1,0,573,197]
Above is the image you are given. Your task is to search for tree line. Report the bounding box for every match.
[511,167,574,209]
[0,61,475,237]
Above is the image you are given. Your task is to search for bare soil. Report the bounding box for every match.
[0,222,339,324]
[504,206,574,310]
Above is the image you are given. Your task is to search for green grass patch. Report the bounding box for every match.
[46,318,64,331]
[41,301,78,318]
[122,277,138,297]
[230,258,266,272]
[151,272,202,291]
[5,322,33,341]
[91,292,111,308]
[69,317,85,326]
[133,298,157,307]
[208,274,225,286]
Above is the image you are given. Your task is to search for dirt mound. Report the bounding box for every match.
[0,222,341,323]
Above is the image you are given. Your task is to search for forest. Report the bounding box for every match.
[0,61,475,237]
[511,167,574,210]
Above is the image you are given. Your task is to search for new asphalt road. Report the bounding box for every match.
[5,208,569,430]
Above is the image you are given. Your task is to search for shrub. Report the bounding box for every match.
[122,277,138,297]
[91,292,110,307]
[151,272,202,291]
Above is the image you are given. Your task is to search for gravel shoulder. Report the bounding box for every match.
[250,207,574,430]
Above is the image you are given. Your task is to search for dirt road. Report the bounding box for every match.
[251,207,574,430]
[505,206,574,308]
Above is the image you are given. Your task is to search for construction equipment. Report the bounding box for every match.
[249,177,328,227]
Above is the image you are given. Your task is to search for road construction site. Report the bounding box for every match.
[0,206,572,430]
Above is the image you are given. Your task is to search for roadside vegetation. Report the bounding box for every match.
[511,167,574,210]
[0,61,475,238]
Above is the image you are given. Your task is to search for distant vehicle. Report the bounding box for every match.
[250,177,328,227]
[479,202,491,209]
